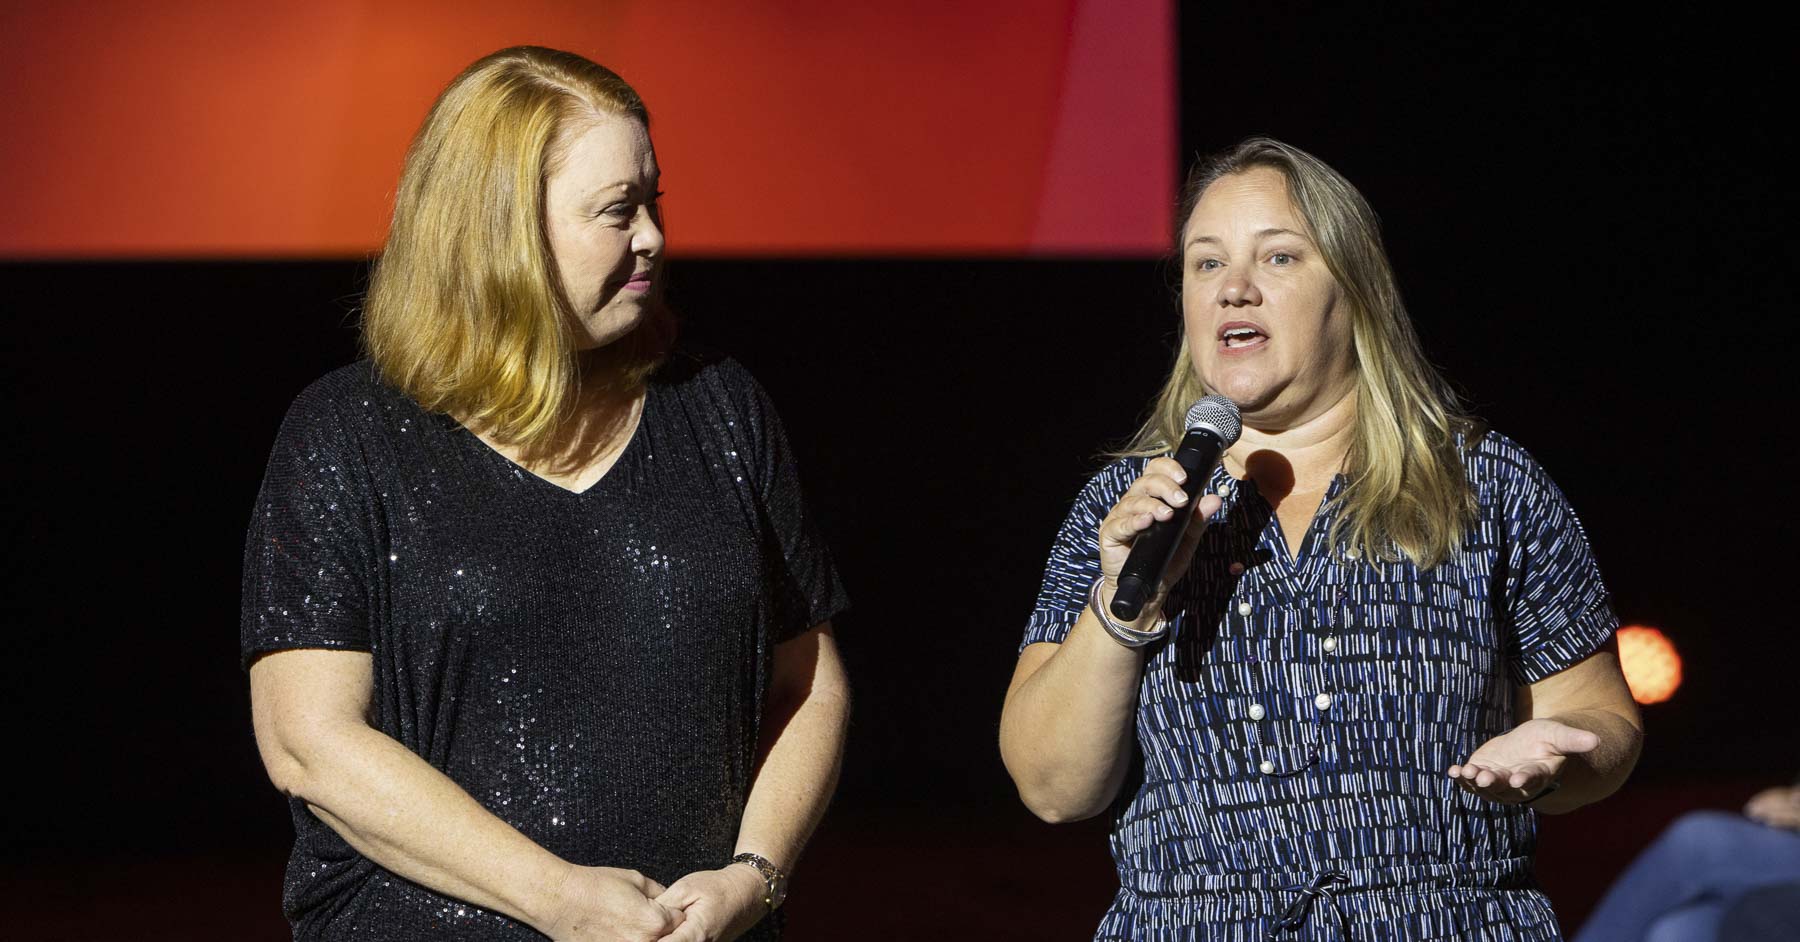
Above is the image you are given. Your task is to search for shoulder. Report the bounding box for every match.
[1461,429,1592,537]
[282,362,403,426]
[1462,429,1565,496]
[268,362,421,464]
[652,347,761,400]
[650,347,782,428]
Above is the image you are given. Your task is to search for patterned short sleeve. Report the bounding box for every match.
[1486,436,1618,684]
[239,379,377,668]
[1021,459,1143,651]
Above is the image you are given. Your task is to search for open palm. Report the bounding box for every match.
[1448,718,1599,804]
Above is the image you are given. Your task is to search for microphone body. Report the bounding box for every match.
[1109,397,1241,622]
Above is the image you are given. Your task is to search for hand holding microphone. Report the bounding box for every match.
[1096,396,1242,628]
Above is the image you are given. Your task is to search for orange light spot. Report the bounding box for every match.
[1616,625,1681,705]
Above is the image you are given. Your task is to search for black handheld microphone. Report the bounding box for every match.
[1109,395,1243,622]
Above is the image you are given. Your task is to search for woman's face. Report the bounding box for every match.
[543,113,664,351]
[1180,167,1357,428]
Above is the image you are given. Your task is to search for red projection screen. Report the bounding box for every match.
[0,1,1173,258]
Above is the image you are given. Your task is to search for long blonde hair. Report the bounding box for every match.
[362,46,673,448]
[1121,137,1478,568]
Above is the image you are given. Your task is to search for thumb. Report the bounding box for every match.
[1544,722,1600,755]
[653,880,689,908]
[1167,493,1224,572]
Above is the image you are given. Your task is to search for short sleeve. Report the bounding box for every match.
[1488,438,1618,684]
[714,360,849,643]
[239,382,378,668]
[1021,460,1142,651]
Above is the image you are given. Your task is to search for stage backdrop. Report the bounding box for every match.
[0,0,1174,258]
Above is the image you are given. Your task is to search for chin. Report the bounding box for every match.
[1196,363,1274,411]
[574,309,648,351]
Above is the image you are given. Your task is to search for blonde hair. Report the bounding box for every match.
[1121,137,1478,568]
[362,46,673,448]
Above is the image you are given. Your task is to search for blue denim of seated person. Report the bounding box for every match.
[1572,810,1800,942]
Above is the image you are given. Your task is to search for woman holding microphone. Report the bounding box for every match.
[1001,137,1641,940]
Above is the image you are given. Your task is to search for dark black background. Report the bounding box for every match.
[2,6,1793,937]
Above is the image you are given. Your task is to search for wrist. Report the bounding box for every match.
[730,852,788,911]
[1088,576,1168,648]
[524,858,580,934]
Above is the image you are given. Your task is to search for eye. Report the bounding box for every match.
[1269,252,1294,265]
[1196,258,1223,272]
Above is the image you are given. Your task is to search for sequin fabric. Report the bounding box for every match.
[1022,432,1617,941]
[241,351,847,940]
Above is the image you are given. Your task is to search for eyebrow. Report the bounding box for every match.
[579,175,662,204]
[1185,227,1308,249]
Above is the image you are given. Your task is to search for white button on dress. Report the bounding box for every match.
[1237,601,1253,616]
[1248,704,1266,721]
[1321,636,1338,653]
[1258,760,1275,775]
[1314,693,1333,710]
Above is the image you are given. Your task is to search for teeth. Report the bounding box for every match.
[1224,328,1259,339]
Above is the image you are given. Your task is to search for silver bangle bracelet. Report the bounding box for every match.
[1087,576,1169,648]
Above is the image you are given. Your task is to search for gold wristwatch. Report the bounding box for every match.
[730,852,789,911]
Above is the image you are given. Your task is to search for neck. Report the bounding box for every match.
[1224,386,1358,496]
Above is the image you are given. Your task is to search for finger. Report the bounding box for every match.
[1132,471,1193,510]
[645,878,669,898]
[1506,768,1549,791]
[1101,497,1174,542]
[653,900,687,932]
[1163,493,1226,577]
[1545,724,1601,755]
[1174,494,1222,545]
[1144,456,1189,486]
[1127,493,1178,522]
[657,916,704,942]
[1505,759,1559,791]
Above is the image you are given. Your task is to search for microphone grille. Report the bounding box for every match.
[1184,395,1242,446]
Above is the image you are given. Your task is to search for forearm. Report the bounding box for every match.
[734,675,851,870]
[276,721,573,930]
[1529,706,1643,813]
[999,609,1149,823]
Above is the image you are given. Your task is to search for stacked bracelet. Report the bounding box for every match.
[1087,576,1169,648]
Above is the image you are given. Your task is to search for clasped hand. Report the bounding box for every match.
[1448,718,1600,805]
[652,865,768,942]
[540,864,764,942]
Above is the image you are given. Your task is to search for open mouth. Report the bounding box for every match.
[1218,323,1268,349]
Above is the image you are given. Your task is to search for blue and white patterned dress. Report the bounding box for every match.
[1022,432,1617,941]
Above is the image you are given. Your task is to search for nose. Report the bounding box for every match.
[1219,269,1262,307]
[632,205,664,258]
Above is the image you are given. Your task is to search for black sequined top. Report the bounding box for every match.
[241,351,848,940]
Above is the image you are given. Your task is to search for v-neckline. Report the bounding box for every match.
[455,391,649,498]
[1229,470,1345,592]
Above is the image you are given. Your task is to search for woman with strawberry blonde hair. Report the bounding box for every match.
[243,47,848,942]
